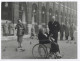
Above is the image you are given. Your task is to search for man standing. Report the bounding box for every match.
[48,16,60,43]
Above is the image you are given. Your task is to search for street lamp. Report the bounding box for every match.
[42,11,45,14]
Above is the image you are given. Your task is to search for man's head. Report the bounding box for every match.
[39,28,44,34]
[52,16,56,21]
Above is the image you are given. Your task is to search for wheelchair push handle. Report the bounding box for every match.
[49,36,55,42]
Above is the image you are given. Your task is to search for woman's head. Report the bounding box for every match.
[39,28,44,34]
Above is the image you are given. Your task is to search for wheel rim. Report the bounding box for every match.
[32,44,40,58]
[32,44,47,59]
[38,44,47,58]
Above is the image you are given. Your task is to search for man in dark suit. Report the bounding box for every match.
[48,16,60,43]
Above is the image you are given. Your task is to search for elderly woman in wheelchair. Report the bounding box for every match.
[32,28,62,59]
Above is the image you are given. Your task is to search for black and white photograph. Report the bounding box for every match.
[1,2,77,59]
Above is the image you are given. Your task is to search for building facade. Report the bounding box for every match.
[1,2,77,36]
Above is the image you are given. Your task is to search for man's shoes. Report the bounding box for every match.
[48,54,55,59]
[56,52,62,58]
[49,56,52,59]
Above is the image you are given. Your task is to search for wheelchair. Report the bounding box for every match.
[32,37,61,59]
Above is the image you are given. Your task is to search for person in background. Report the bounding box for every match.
[69,23,74,40]
[8,22,14,35]
[15,19,25,48]
[65,22,69,40]
[4,21,9,36]
[30,27,35,39]
[60,22,65,40]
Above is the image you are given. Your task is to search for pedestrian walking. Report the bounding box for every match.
[15,19,25,48]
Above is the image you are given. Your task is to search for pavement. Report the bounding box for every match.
[1,37,77,59]
[1,31,77,59]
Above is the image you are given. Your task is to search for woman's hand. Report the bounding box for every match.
[49,37,55,42]
[44,34,47,37]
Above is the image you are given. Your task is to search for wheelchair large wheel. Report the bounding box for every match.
[32,44,47,59]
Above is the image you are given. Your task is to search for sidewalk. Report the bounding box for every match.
[1,34,30,41]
